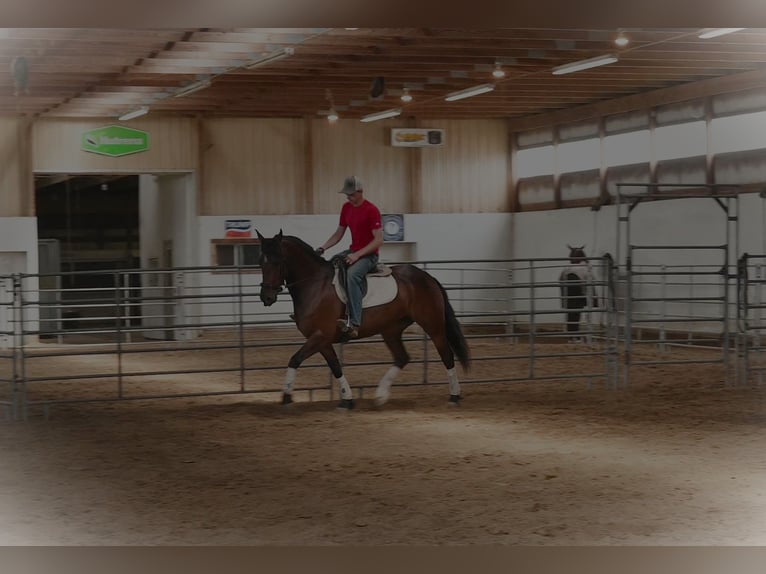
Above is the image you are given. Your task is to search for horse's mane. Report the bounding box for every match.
[282,235,330,266]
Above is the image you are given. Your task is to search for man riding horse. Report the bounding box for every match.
[315,176,383,340]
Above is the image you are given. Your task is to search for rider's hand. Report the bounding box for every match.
[346,252,360,265]
[315,247,325,255]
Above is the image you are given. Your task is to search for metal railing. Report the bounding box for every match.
[1,257,619,420]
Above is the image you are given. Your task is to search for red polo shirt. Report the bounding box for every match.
[339,199,382,253]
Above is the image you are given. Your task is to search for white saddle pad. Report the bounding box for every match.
[333,266,398,308]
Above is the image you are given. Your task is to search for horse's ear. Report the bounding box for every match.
[277,229,283,240]
[255,229,264,240]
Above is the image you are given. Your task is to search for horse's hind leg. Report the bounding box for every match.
[433,333,461,404]
[319,345,355,410]
[376,326,411,407]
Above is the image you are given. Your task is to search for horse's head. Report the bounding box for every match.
[567,244,587,264]
[257,229,286,306]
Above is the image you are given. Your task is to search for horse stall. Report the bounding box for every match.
[1,254,764,545]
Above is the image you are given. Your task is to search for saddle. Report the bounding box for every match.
[330,256,397,308]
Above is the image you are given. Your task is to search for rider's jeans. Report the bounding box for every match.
[340,251,379,327]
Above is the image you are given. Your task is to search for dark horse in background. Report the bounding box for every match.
[257,230,470,409]
[559,244,598,339]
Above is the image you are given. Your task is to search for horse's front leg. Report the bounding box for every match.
[318,345,355,410]
[281,331,329,405]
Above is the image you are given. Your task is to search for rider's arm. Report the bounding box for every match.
[318,225,346,252]
[352,228,384,258]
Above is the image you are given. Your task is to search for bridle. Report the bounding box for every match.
[259,259,287,293]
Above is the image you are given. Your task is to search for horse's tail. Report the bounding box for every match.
[437,282,471,371]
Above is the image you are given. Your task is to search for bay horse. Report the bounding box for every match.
[256,230,470,409]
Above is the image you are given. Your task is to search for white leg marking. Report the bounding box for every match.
[284,367,297,395]
[447,367,461,397]
[337,375,353,400]
[375,366,401,406]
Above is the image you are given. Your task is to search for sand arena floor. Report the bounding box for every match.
[1,331,765,545]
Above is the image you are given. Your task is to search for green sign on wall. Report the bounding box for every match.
[82,125,150,157]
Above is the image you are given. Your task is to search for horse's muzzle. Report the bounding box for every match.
[259,285,282,306]
[259,289,277,306]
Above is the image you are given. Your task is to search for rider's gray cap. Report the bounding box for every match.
[339,176,363,195]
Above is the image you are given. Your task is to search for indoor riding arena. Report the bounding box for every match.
[2,26,766,547]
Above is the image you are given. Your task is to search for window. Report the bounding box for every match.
[557,137,600,173]
[515,145,555,178]
[604,130,650,167]
[654,121,706,161]
[211,239,261,271]
[711,110,766,154]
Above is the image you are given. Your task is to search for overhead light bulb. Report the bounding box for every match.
[327,109,339,122]
[400,88,412,103]
[492,64,506,79]
[614,32,629,47]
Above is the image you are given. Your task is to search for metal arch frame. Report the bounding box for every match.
[615,182,743,388]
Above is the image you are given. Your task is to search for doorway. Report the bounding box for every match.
[34,174,140,331]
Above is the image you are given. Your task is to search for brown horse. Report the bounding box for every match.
[256,230,470,409]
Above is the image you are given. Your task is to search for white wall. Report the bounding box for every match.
[0,217,40,346]
[511,192,766,329]
[195,213,515,326]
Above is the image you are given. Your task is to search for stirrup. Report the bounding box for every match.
[336,319,359,338]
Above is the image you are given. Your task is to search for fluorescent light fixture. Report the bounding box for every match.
[174,79,212,98]
[698,28,745,39]
[244,47,295,70]
[360,108,402,123]
[552,54,618,75]
[118,106,149,121]
[444,83,495,101]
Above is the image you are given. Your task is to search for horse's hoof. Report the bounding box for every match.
[374,392,390,408]
[336,399,355,411]
[448,394,462,406]
[281,393,294,406]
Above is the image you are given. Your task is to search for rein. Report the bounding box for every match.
[260,256,330,292]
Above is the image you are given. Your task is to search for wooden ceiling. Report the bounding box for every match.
[2,27,766,122]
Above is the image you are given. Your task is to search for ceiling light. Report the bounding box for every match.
[360,108,402,123]
[614,32,629,47]
[174,79,212,98]
[400,88,412,103]
[552,54,618,75]
[444,83,495,101]
[244,47,295,70]
[697,28,745,39]
[327,109,339,122]
[492,64,506,79]
[118,106,149,121]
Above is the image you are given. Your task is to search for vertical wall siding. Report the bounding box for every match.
[201,118,306,215]
[26,116,510,217]
[32,117,198,173]
[420,120,509,213]
[0,118,25,216]
[311,119,410,215]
